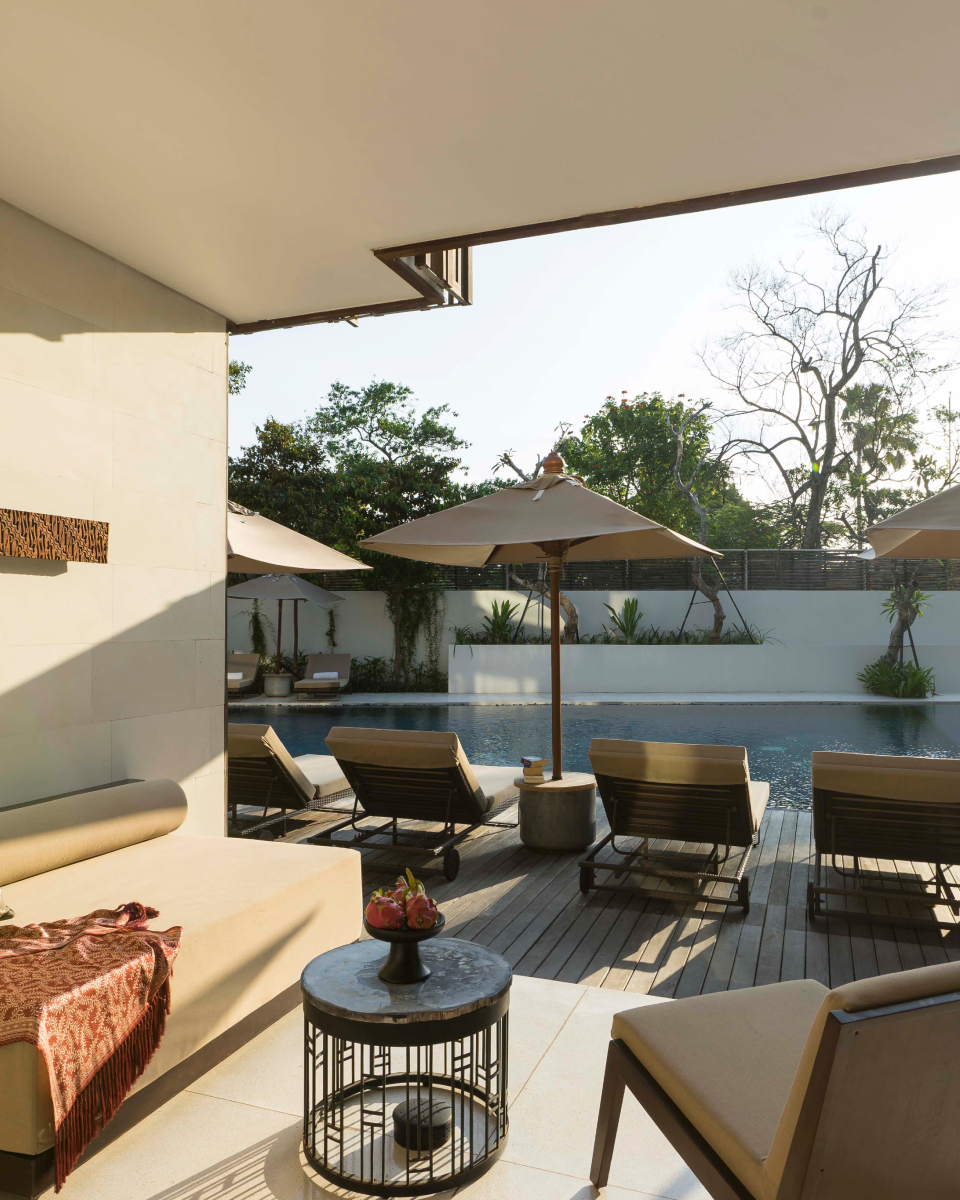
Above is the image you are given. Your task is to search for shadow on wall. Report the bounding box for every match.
[0,566,225,811]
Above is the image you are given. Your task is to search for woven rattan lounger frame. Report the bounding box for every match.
[808,785,960,930]
[308,759,517,880]
[227,755,352,838]
[579,775,758,912]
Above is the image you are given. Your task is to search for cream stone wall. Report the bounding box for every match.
[0,200,228,833]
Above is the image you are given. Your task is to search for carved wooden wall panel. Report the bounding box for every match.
[0,508,109,563]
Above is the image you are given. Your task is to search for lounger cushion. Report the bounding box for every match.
[812,750,960,803]
[302,653,351,682]
[0,780,187,887]
[0,833,361,1156]
[226,653,260,684]
[227,723,315,803]
[472,765,520,809]
[749,780,770,827]
[613,979,829,1200]
[294,678,341,691]
[325,727,498,816]
[590,739,751,787]
[589,738,768,845]
[292,753,351,799]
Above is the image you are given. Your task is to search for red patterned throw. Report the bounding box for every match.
[0,902,181,1190]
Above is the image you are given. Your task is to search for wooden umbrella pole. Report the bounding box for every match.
[293,599,299,678]
[549,555,563,780]
[276,599,283,670]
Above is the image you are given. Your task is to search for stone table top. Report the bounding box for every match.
[301,938,512,1025]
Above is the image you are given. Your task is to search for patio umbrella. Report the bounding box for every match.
[227,574,343,674]
[227,501,369,574]
[362,452,717,779]
[862,483,960,559]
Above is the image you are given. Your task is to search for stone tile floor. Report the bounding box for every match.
[42,976,708,1200]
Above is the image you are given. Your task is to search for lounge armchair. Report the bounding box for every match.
[581,739,769,912]
[590,960,960,1199]
[313,727,520,880]
[293,653,351,700]
[0,779,360,1198]
[227,723,353,838]
[808,750,960,930]
[226,652,260,696]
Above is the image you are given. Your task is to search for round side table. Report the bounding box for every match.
[301,938,511,1197]
[516,771,597,852]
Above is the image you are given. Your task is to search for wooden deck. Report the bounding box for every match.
[284,804,960,994]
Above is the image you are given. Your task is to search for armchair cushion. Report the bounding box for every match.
[613,979,828,1200]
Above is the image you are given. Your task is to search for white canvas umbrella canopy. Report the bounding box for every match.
[227,501,369,574]
[863,483,960,559]
[226,574,344,607]
[227,573,343,672]
[362,453,717,778]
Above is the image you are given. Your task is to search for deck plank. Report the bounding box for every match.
[729,810,782,989]
[295,787,956,995]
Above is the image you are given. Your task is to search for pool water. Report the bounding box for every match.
[229,703,960,810]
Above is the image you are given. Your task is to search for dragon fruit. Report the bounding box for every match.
[404,891,439,930]
[364,894,405,930]
[366,869,440,930]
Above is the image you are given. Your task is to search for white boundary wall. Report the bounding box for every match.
[447,643,960,694]
[227,588,960,693]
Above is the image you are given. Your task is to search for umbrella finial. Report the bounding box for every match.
[542,451,565,475]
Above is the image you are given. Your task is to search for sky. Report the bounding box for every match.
[228,171,960,488]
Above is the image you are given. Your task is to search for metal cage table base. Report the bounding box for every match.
[301,939,511,1197]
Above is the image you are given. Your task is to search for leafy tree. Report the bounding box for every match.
[836,383,919,545]
[229,359,252,395]
[557,392,720,539]
[230,380,472,685]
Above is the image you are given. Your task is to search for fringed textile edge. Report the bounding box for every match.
[53,979,171,1191]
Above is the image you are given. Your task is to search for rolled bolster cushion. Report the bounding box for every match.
[312,672,339,680]
[227,672,244,680]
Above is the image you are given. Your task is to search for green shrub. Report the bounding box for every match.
[857,658,936,699]
[481,599,520,644]
[602,598,643,643]
[345,655,447,693]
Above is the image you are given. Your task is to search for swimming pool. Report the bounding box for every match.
[229,702,960,810]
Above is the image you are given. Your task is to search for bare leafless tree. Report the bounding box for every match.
[703,211,950,547]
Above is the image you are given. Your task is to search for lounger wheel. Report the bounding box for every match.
[737,875,750,914]
[258,829,276,841]
[580,865,595,894]
[443,849,460,881]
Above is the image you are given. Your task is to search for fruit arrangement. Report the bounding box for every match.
[365,869,441,931]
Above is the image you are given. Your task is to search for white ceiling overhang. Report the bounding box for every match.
[1,2,957,329]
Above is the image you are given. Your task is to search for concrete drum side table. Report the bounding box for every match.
[301,938,511,1197]
[516,770,597,852]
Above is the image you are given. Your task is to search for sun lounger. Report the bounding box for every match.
[590,960,960,1200]
[227,723,352,837]
[808,750,960,930]
[581,739,769,912]
[226,652,260,696]
[312,727,520,880]
[293,653,351,700]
